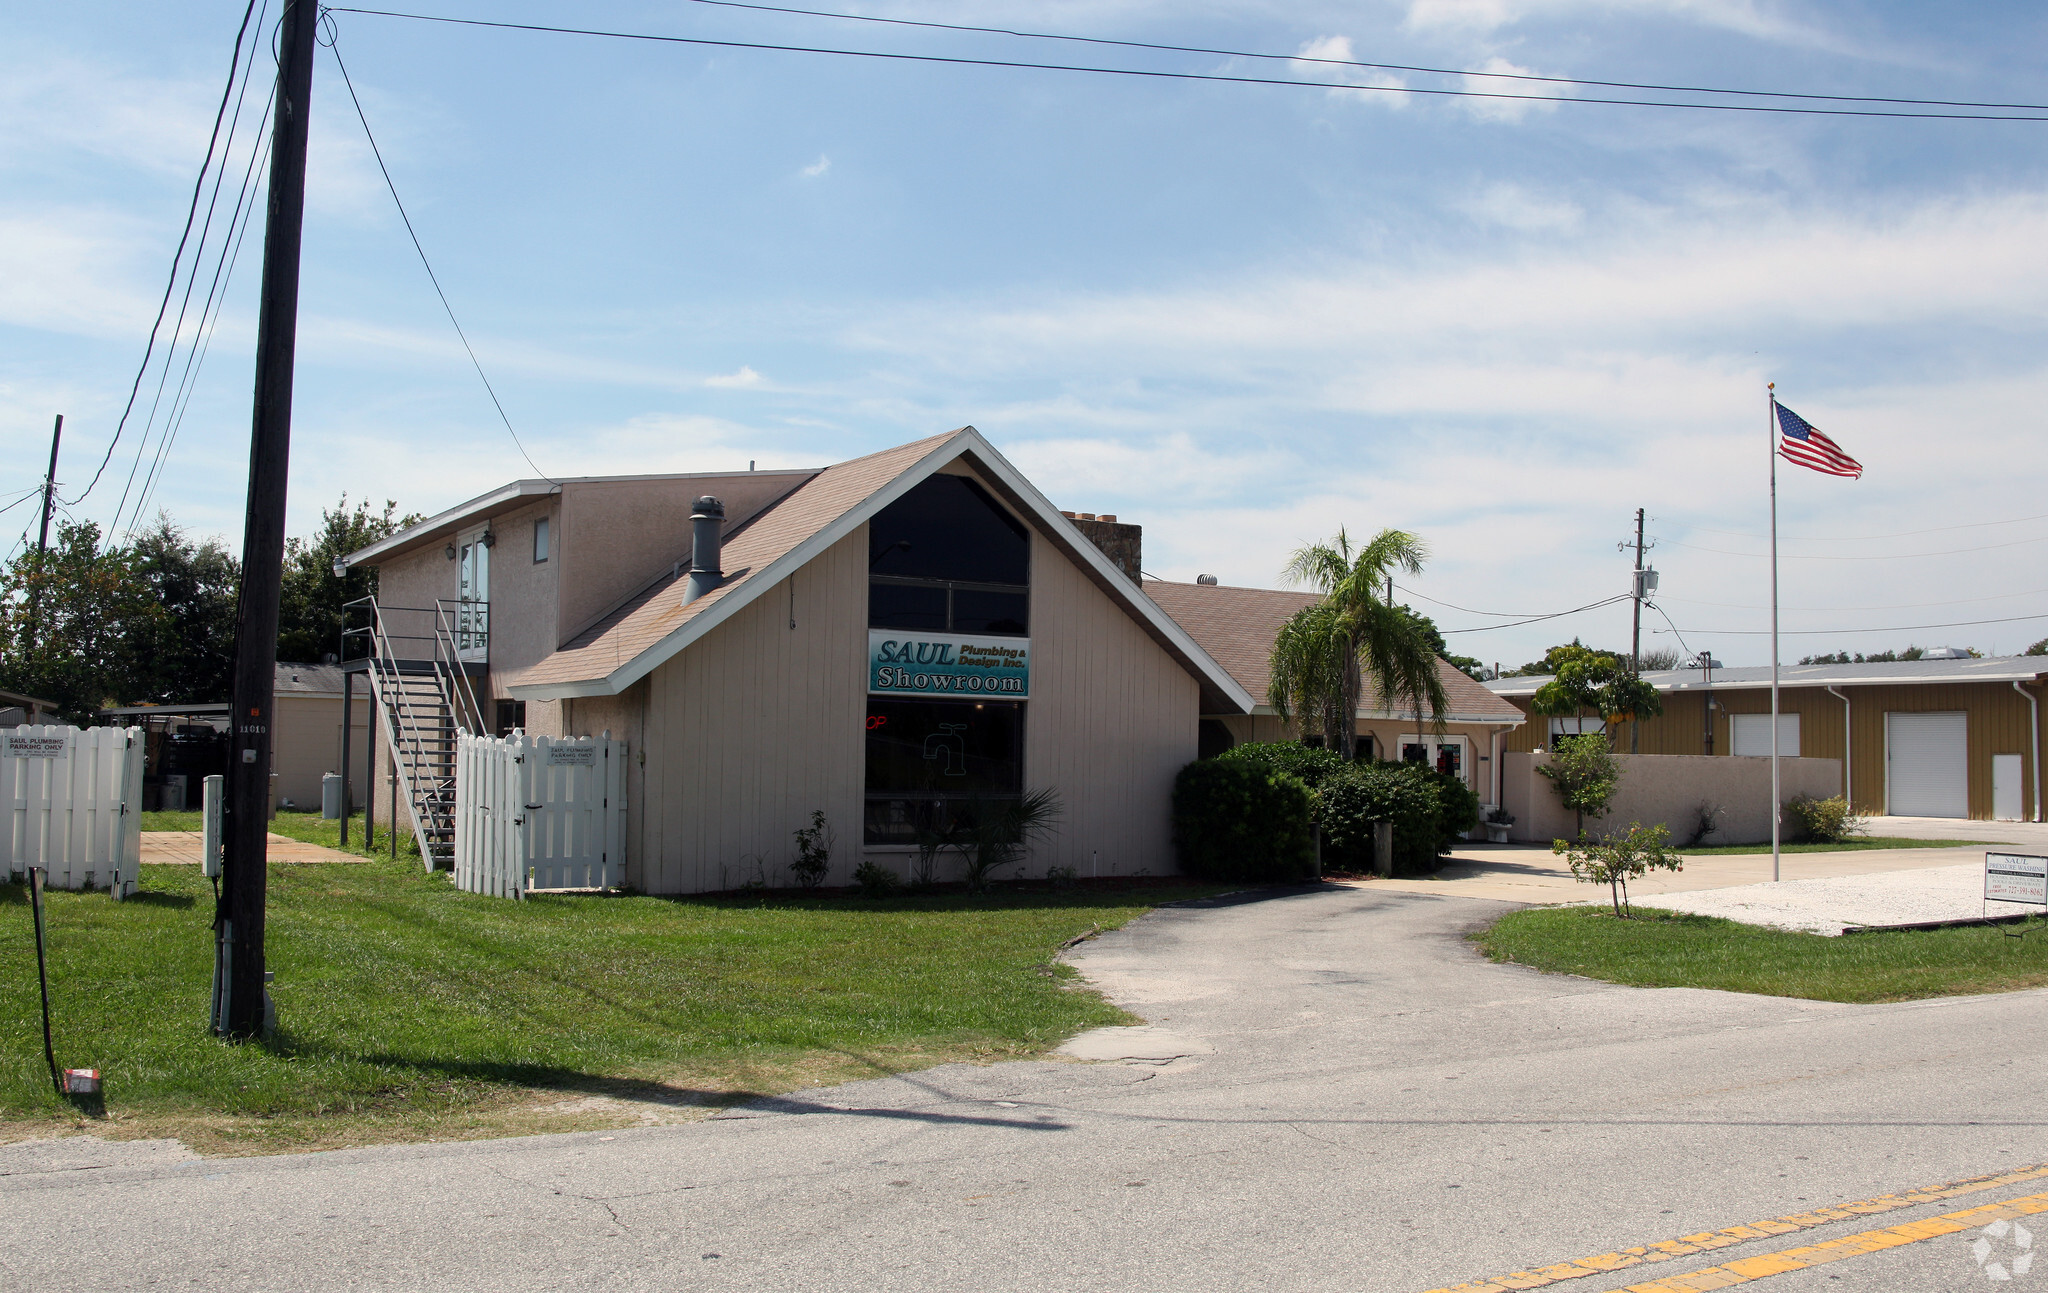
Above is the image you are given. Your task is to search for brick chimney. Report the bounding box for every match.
[1060,510,1142,583]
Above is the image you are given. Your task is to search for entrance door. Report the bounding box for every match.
[1886,712,1967,818]
[1402,735,1469,787]
[1994,753,2024,821]
[456,530,490,662]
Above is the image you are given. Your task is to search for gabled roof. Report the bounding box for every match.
[504,429,1255,713]
[1143,580,1526,725]
[1485,654,2048,697]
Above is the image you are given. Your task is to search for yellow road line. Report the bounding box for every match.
[1422,1162,2048,1293]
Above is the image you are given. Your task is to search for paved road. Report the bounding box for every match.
[4,885,2044,1292]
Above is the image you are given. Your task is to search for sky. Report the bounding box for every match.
[5,0,2048,671]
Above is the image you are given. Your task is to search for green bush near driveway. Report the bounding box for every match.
[1318,762,1477,877]
[1171,759,1317,883]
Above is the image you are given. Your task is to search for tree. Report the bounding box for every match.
[127,512,241,704]
[1553,822,1684,917]
[277,496,419,663]
[1638,648,1684,671]
[1527,645,1664,747]
[1270,528,1449,758]
[2029,639,2048,657]
[1506,639,1625,678]
[1536,732,1621,839]
[0,520,162,720]
[1394,604,1487,680]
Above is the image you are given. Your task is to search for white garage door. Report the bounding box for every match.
[1886,712,1968,818]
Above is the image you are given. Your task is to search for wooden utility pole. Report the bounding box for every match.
[220,0,317,1038]
[35,415,61,556]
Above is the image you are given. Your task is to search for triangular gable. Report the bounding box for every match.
[505,428,1255,714]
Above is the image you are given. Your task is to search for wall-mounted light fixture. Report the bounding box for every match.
[480,530,496,549]
[445,542,458,560]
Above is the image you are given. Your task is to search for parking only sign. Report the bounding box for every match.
[1985,853,2048,905]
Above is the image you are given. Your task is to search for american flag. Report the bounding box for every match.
[1774,401,1863,478]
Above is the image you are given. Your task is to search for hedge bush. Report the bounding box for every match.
[1215,741,1349,790]
[1171,759,1317,883]
[1314,762,1476,876]
[1787,793,1865,843]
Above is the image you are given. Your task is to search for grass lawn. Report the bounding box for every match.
[142,809,424,863]
[1676,836,2001,856]
[3,859,1219,1155]
[1475,904,2048,1003]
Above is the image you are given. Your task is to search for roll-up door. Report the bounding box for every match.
[1886,712,1968,818]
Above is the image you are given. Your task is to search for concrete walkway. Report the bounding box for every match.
[139,830,361,865]
[1865,814,2048,847]
[1352,838,1999,905]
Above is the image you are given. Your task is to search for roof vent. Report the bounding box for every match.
[1196,574,1219,586]
[1923,645,1972,659]
[684,496,727,604]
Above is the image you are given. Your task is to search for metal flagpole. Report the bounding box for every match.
[1768,383,1782,883]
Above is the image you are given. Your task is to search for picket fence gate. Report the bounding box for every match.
[454,730,625,898]
[1,726,144,896]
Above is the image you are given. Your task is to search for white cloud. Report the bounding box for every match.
[705,365,765,388]
[801,155,832,178]
[1459,57,1560,122]
[1455,181,1583,230]
[1404,0,1823,46]
[1292,34,1410,107]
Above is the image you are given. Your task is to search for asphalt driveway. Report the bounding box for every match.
[3,884,2043,1291]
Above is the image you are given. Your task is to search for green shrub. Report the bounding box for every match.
[1171,759,1316,883]
[1316,762,1447,876]
[1216,741,1349,789]
[1787,793,1864,844]
[1430,767,1481,845]
[1537,734,1620,839]
[852,859,899,898]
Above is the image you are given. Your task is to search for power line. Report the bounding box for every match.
[1680,509,2048,544]
[1438,593,1633,633]
[673,0,2048,113]
[325,8,2048,121]
[1655,533,2048,561]
[325,25,552,481]
[1653,610,2048,637]
[1400,585,1597,618]
[66,0,261,511]
[1659,584,2048,614]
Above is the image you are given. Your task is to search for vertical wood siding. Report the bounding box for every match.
[637,527,869,893]
[1024,530,1199,877]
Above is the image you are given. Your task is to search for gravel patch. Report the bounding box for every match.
[1639,863,2046,936]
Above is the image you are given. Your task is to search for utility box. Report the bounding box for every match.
[321,771,344,819]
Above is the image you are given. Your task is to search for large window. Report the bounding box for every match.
[864,700,1024,844]
[869,475,1029,637]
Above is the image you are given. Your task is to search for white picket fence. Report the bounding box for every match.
[2,726,144,897]
[454,730,626,898]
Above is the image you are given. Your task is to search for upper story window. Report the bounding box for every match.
[869,475,1029,636]
[533,516,550,563]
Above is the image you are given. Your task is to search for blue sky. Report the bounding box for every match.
[6,0,2048,669]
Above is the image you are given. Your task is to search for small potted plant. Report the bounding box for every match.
[1483,806,1515,844]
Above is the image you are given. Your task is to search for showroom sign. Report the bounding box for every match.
[869,631,1029,698]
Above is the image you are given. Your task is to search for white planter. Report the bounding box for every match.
[1483,823,1512,844]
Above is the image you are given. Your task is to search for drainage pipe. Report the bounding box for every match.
[2016,681,2041,823]
[1826,686,1852,811]
[684,496,726,604]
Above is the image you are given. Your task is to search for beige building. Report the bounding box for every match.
[1143,580,1527,807]
[1487,656,2046,822]
[342,429,1254,890]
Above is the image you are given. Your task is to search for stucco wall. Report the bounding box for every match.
[1500,751,1842,845]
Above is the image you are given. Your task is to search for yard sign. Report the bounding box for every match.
[1,725,143,896]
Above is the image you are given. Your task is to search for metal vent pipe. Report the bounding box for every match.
[685,496,726,604]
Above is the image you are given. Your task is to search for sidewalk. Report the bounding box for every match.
[1343,840,2000,905]
[140,830,362,865]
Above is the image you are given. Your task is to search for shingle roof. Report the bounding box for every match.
[507,433,956,694]
[504,430,1255,712]
[1485,654,2048,697]
[1143,581,1525,724]
[275,662,350,695]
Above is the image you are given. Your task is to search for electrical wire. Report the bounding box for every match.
[324,9,2048,121]
[1642,600,1700,665]
[113,11,275,539]
[1656,533,2048,561]
[1658,584,2048,614]
[671,0,2048,113]
[325,24,552,482]
[1651,610,2048,637]
[1681,510,2048,544]
[1437,593,1633,633]
[65,0,261,512]
[1398,585,1597,618]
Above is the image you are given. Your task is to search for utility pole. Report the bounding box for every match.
[27,415,62,647]
[35,415,61,557]
[1620,509,1654,754]
[219,0,316,1039]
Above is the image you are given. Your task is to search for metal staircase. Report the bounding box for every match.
[344,597,488,869]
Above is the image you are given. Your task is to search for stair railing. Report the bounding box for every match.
[432,598,490,737]
[342,596,466,868]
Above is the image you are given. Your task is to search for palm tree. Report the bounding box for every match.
[1270,528,1449,758]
